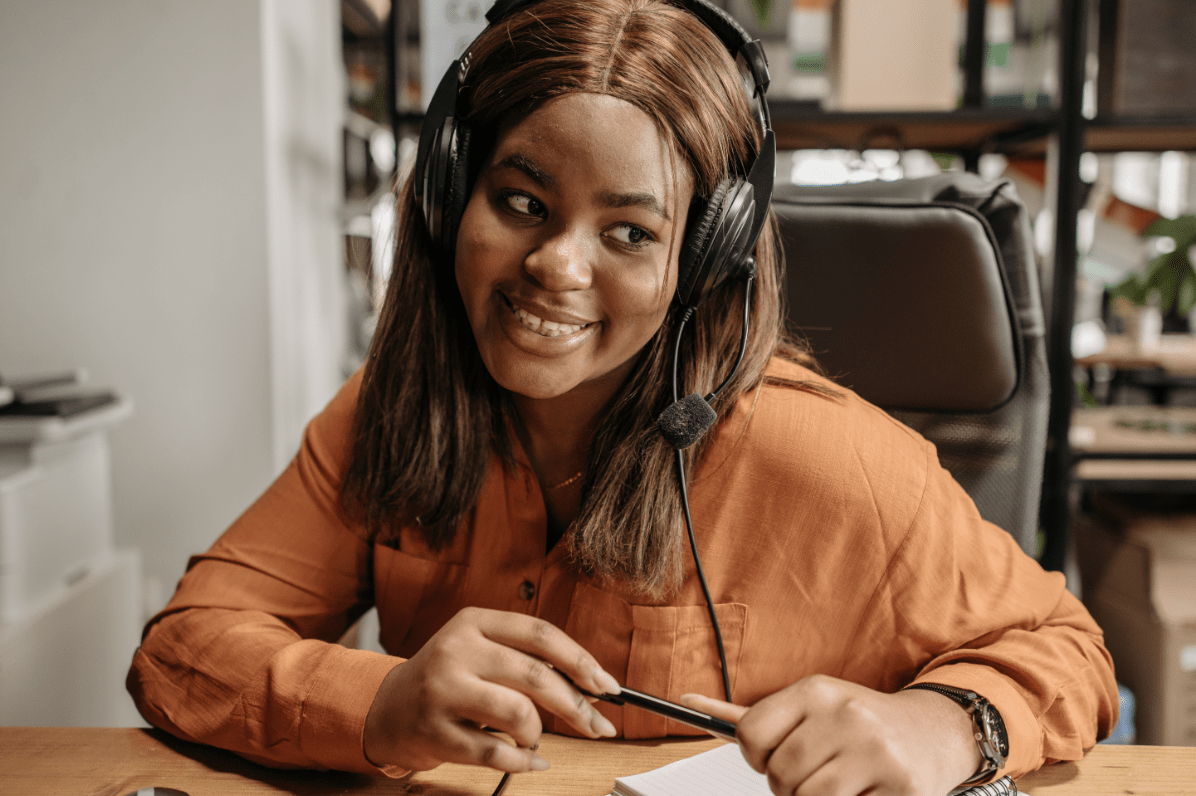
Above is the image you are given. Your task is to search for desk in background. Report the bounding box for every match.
[1075,334,1196,405]
[1076,334,1196,376]
[1071,405,1196,491]
[0,727,1192,796]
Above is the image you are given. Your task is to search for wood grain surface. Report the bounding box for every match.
[0,727,1192,796]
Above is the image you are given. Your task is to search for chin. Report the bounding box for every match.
[495,372,582,401]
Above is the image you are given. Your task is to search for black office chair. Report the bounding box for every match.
[774,173,1048,556]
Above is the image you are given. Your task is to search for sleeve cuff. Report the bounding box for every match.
[295,645,407,775]
[908,663,1042,780]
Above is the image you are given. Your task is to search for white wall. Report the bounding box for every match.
[0,0,344,615]
[262,0,347,470]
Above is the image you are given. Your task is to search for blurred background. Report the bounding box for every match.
[1,0,1194,742]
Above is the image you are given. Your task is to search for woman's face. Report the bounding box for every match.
[455,92,692,404]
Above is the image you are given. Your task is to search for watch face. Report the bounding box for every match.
[981,705,1009,761]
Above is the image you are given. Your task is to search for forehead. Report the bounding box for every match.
[487,93,693,207]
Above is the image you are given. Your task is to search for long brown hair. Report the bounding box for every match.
[342,0,821,597]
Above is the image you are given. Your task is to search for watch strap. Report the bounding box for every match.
[904,683,1009,789]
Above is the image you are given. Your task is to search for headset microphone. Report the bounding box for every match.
[658,393,718,449]
[657,255,757,451]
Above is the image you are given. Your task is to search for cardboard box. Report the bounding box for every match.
[826,0,957,111]
[1076,504,1196,746]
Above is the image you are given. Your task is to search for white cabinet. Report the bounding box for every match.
[0,549,143,726]
[0,399,143,725]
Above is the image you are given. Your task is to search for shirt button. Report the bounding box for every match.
[518,580,536,600]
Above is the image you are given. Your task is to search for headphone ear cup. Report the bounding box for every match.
[415,62,466,253]
[677,179,730,308]
[442,123,472,263]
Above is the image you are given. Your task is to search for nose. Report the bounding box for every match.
[523,225,593,291]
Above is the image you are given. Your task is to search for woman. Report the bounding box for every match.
[128,1,1118,794]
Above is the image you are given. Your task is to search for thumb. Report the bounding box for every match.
[679,693,749,723]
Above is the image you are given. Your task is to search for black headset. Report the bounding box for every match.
[413,0,777,311]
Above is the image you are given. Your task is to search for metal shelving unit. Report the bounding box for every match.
[770,0,1195,573]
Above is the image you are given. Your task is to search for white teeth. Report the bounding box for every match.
[515,307,541,331]
[512,303,586,337]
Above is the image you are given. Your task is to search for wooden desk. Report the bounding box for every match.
[0,727,1192,796]
[1075,334,1196,377]
[1071,406,1196,489]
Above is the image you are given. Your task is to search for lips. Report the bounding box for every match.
[504,295,594,338]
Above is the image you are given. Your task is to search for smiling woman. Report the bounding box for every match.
[126,2,1118,795]
[344,0,791,593]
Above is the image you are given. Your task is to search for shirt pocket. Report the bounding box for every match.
[373,544,468,658]
[564,582,747,739]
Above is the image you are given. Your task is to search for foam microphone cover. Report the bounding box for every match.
[658,392,717,449]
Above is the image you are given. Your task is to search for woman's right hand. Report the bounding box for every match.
[362,606,620,773]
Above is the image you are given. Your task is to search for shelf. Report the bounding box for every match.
[771,103,1196,155]
[1086,115,1196,153]
[770,103,1057,154]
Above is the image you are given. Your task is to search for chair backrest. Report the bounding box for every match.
[774,173,1048,556]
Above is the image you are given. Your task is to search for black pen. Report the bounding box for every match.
[568,677,738,742]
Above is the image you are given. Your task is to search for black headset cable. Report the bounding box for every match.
[669,275,754,703]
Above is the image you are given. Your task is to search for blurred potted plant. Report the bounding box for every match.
[1109,215,1196,350]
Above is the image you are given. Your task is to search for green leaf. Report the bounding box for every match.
[751,0,771,26]
[1145,215,1196,249]
[1179,268,1196,316]
[1144,252,1174,278]
[1110,272,1148,305]
[1150,258,1182,314]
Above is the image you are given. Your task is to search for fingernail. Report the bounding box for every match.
[594,669,620,695]
[592,713,618,738]
[530,753,551,771]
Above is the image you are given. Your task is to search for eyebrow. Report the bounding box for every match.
[491,154,555,188]
[490,152,672,221]
[597,190,671,221]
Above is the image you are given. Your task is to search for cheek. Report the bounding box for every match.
[454,200,496,314]
[606,262,675,342]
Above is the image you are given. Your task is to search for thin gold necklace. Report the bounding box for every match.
[545,470,584,490]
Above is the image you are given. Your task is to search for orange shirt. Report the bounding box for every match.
[127,359,1117,778]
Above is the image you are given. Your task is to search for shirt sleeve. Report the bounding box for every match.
[126,370,404,774]
[844,439,1119,780]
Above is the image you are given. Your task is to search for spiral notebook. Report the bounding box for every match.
[609,742,1017,796]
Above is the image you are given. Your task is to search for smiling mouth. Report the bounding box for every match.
[506,297,594,338]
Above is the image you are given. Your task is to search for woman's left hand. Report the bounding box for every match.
[681,674,982,796]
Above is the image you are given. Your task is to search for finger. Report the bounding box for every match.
[764,724,839,796]
[436,721,551,774]
[734,689,811,774]
[679,693,749,724]
[790,753,877,796]
[477,611,620,696]
[452,678,545,750]
[482,644,617,738]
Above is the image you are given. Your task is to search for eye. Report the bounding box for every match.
[503,192,545,218]
[607,223,654,249]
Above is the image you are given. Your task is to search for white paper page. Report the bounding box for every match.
[613,742,772,796]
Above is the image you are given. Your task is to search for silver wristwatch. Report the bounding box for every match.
[904,683,1010,793]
